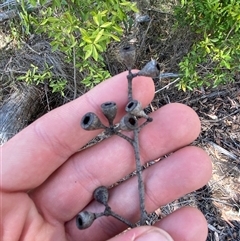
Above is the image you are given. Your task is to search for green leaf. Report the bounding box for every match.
[182,83,186,92]
[84,45,93,60]
[17,75,27,80]
[92,45,99,61]
[220,60,231,69]
[95,43,104,52]
[79,41,85,47]
[93,14,100,26]
[82,36,93,44]
[29,0,37,6]
[119,1,131,6]
[100,22,112,28]
[205,45,211,54]
[80,28,88,36]
[94,29,104,43]
[112,25,123,33]
[210,38,219,43]
[109,34,120,41]
[65,11,73,24]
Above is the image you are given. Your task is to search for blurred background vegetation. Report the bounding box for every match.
[1,0,239,95]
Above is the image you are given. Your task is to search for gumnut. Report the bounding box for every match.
[101,102,117,126]
[119,114,138,131]
[81,112,105,130]
[76,211,96,230]
[118,45,136,70]
[93,186,109,206]
[138,59,160,78]
[125,100,148,119]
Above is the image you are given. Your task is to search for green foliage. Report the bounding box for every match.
[49,79,68,96]
[17,64,67,96]
[17,64,51,84]
[15,0,138,93]
[80,60,111,88]
[175,0,240,91]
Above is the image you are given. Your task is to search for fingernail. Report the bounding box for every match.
[135,230,173,241]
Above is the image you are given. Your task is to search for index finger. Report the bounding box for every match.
[2,72,155,191]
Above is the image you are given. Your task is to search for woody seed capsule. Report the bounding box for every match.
[81,112,105,130]
[119,45,136,70]
[119,114,138,131]
[93,186,109,206]
[76,211,96,229]
[138,59,160,78]
[101,102,117,126]
[125,100,148,119]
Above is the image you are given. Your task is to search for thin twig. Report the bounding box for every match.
[201,108,240,123]
[0,0,17,9]
[133,128,147,225]
[208,141,238,160]
[44,81,50,112]
[21,40,41,55]
[104,206,135,228]
[127,71,133,101]
[147,7,174,16]
[137,17,153,61]
[139,118,153,130]
[225,21,237,41]
[127,71,138,102]
[155,78,180,93]
[126,70,148,225]
[159,73,180,79]
[114,132,134,145]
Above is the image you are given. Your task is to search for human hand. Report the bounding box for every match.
[1,72,212,241]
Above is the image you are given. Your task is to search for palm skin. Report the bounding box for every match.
[1,71,212,241]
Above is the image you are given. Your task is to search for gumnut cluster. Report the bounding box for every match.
[77,45,160,230]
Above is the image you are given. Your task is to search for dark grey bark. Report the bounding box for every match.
[0,85,44,144]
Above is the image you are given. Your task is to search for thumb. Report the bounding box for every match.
[108,227,174,241]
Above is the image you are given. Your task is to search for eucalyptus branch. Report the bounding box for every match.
[104,206,135,228]
[132,128,148,225]
[114,131,134,145]
[127,71,138,101]
[77,45,160,230]
[139,117,153,130]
